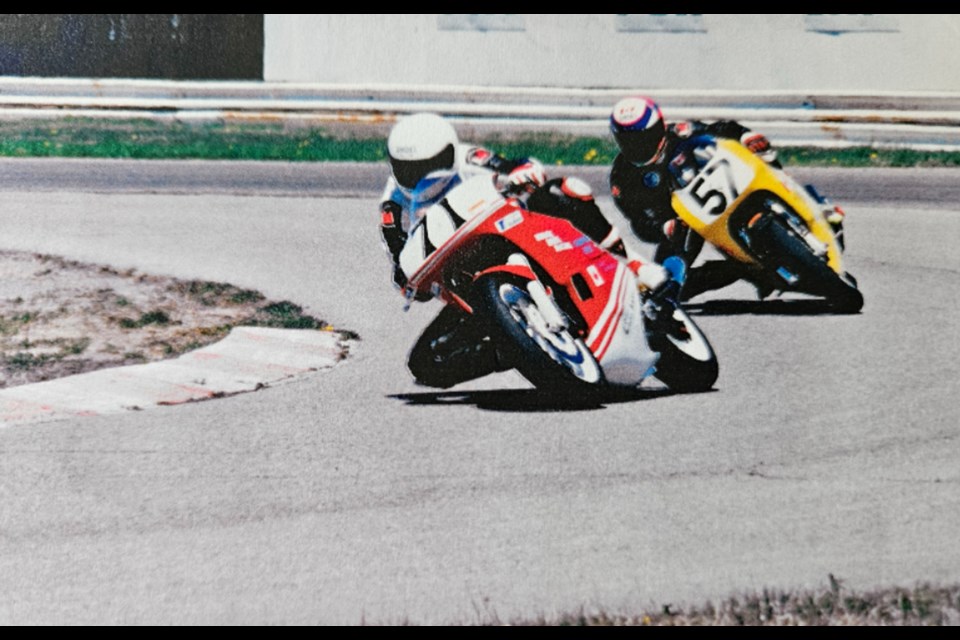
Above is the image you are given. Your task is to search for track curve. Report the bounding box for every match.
[0,159,957,624]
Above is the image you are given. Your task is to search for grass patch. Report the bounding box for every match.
[174,280,266,307]
[477,132,618,166]
[139,310,171,326]
[1,117,960,167]
[117,309,172,329]
[0,311,38,336]
[0,118,388,163]
[4,351,46,370]
[61,337,91,355]
[778,147,960,167]
[244,300,328,330]
[430,580,960,626]
[0,337,90,372]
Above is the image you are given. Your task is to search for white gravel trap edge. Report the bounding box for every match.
[0,327,345,426]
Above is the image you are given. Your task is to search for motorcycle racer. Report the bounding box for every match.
[380,112,672,388]
[608,95,846,301]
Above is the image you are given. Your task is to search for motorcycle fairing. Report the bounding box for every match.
[401,174,659,386]
[671,138,845,273]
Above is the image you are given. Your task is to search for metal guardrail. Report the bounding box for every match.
[1,77,959,151]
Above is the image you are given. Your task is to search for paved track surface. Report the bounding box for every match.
[0,159,957,624]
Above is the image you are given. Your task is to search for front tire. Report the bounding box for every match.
[474,273,603,394]
[759,218,864,314]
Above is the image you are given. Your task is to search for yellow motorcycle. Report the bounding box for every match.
[669,134,863,313]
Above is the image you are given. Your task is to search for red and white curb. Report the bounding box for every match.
[0,327,348,427]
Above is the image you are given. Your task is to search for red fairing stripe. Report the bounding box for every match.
[586,263,627,360]
[475,264,537,282]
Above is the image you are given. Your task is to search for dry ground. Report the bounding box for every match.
[0,249,348,389]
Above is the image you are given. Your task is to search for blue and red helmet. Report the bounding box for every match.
[610,96,667,166]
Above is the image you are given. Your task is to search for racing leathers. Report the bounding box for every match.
[380,144,626,294]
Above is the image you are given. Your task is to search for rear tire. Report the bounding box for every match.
[474,273,603,394]
[406,305,501,389]
[648,301,719,393]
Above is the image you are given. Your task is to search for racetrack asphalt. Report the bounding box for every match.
[0,159,957,625]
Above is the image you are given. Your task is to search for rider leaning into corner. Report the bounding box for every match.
[607,95,848,301]
[379,112,673,388]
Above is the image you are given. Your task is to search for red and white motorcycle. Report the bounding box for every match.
[398,173,719,394]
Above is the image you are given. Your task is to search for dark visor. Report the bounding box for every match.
[390,144,455,190]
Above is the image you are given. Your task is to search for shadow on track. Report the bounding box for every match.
[684,297,853,316]
[388,386,713,412]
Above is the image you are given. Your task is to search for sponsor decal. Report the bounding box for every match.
[573,235,595,255]
[534,230,573,252]
[495,210,524,233]
[573,236,594,256]
[674,121,693,138]
[380,210,395,226]
[586,264,605,287]
[613,97,660,130]
[643,171,661,188]
[611,185,622,198]
[613,103,642,127]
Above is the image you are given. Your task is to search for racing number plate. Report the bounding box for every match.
[676,148,756,225]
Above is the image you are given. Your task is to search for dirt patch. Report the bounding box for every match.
[0,250,356,389]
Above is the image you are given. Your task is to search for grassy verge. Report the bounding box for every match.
[2,117,960,167]
[535,582,960,626]
[442,581,960,626]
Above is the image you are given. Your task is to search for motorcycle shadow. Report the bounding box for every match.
[683,297,844,316]
[389,385,706,412]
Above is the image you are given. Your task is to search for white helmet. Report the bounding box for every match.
[387,113,459,200]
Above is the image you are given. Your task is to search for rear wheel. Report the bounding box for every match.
[406,304,502,389]
[474,273,603,394]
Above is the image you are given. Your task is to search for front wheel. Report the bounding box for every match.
[760,218,864,314]
[474,273,603,394]
[647,300,719,393]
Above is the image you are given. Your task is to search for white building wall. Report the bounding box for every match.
[263,14,960,92]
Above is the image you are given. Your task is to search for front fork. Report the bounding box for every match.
[804,183,845,251]
[505,253,569,332]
